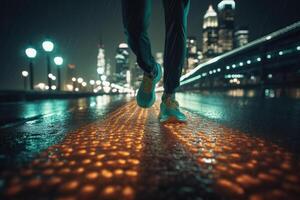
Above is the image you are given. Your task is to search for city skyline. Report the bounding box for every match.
[1,0,300,90]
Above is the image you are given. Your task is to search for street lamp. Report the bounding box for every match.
[77,77,83,91]
[25,47,37,90]
[42,40,54,90]
[54,56,63,91]
[72,77,76,92]
[21,70,29,90]
[77,77,83,84]
[89,80,95,92]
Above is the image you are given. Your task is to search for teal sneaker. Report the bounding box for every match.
[159,94,187,123]
[136,63,162,108]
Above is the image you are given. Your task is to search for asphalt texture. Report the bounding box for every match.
[0,91,300,200]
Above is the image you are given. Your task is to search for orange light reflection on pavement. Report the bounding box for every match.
[154,105,300,200]
[2,101,147,200]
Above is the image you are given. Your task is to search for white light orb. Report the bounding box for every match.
[42,40,54,52]
[25,48,37,58]
[77,77,83,83]
[22,70,29,77]
[54,56,63,66]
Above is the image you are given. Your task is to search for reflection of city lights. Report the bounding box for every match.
[0,102,146,198]
[72,77,76,82]
[82,82,87,87]
[75,88,79,92]
[51,85,57,90]
[159,104,300,200]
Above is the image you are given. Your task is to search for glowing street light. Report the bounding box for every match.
[42,40,54,90]
[72,77,77,92]
[89,80,95,85]
[77,77,83,84]
[21,70,29,90]
[100,75,107,81]
[42,41,54,52]
[22,70,29,77]
[25,47,37,90]
[54,56,64,91]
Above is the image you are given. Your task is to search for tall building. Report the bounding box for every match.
[115,43,130,84]
[186,37,199,73]
[105,59,112,76]
[234,28,249,48]
[97,43,106,76]
[202,5,219,59]
[218,0,235,54]
[64,63,76,91]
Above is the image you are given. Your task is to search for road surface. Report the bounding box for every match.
[0,91,299,200]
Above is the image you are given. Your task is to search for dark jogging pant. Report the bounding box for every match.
[121,0,190,94]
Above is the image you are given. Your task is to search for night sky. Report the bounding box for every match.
[1,0,300,90]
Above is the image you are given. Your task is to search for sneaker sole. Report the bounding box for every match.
[159,116,187,124]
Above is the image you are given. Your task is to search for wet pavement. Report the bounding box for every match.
[0,91,300,200]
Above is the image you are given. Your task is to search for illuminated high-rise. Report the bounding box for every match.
[234,28,249,48]
[105,59,112,76]
[186,37,199,73]
[203,5,219,59]
[218,0,235,54]
[97,43,106,76]
[115,43,130,84]
[65,64,76,91]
